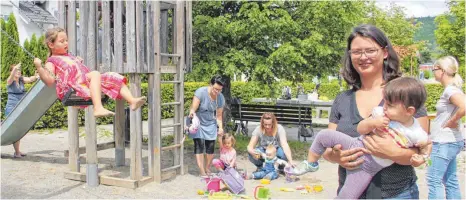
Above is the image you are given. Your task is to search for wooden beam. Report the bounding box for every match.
[64,141,115,157]
[161,144,182,151]
[100,176,137,189]
[64,171,86,182]
[160,65,177,74]
[137,176,153,188]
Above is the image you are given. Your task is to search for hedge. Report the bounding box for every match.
[1,82,464,129]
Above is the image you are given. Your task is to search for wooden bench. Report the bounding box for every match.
[231,102,314,142]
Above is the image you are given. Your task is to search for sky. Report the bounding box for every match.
[375,0,449,18]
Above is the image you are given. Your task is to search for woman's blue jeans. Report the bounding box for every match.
[427,141,464,199]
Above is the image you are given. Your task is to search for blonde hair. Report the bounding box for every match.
[434,56,463,87]
[222,133,236,147]
[265,144,276,155]
[44,27,66,57]
[260,112,278,134]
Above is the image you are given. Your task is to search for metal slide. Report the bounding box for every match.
[1,81,57,146]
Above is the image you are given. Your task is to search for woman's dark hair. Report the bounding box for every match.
[210,75,225,86]
[341,24,401,89]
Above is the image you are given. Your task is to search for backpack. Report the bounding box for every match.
[218,166,245,194]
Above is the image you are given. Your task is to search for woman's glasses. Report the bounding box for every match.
[349,48,381,59]
[432,67,443,72]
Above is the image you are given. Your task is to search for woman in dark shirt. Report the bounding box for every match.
[5,63,39,158]
[310,24,429,199]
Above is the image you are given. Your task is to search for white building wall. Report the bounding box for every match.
[1,1,57,46]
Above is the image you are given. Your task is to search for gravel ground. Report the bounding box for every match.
[2,128,465,199]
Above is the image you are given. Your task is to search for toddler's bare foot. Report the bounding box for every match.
[130,96,147,111]
[94,108,115,117]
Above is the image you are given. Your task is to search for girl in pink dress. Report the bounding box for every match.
[34,27,146,117]
[212,133,237,172]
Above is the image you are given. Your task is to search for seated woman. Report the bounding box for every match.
[247,113,294,172]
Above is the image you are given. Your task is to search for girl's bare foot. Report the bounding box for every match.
[130,96,147,111]
[94,107,115,117]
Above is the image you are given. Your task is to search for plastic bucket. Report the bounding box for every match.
[205,177,221,192]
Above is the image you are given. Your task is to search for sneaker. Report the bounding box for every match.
[293,161,319,175]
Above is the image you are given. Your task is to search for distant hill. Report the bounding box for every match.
[414,16,437,49]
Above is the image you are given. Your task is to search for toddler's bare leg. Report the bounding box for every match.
[119,85,146,110]
[86,71,114,117]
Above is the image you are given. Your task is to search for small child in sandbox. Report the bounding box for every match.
[246,144,290,180]
[212,133,237,171]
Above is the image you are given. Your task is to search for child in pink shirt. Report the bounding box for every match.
[213,133,237,171]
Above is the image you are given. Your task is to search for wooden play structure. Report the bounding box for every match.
[60,1,192,188]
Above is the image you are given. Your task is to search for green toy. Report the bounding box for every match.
[254,186,271,200]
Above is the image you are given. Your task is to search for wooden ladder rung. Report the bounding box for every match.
[162,102,181,106]
[161,144,182,151]
[159,53,181,57]
[161,123,181,128]
[161,165,181,172]
[161,65,177,74]
[161,81,182,84]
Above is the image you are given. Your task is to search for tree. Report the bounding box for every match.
[189,1,367,84]
[435,1,465,80]
[1,13,22,80]
[364,2,421,76]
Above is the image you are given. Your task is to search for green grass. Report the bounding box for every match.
[175,134,310,161]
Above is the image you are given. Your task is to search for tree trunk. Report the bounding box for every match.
[221,75,232,133]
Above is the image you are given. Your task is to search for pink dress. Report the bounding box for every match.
[46,54,126,101]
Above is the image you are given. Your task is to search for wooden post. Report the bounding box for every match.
[58,1,66,29]
[136,1,144,177]
[66,1,79,173]
[175,1,185,175]
[113,1,123,73]
[136,1,146,73]
[85,1,99,187]
[146,1,155,178]
[129,75,142,180]
[79,1,89,62]
[102,0,111,73]
[68,107,79,172]
[185,1,193,72]
[125,1,136,73]
[114,99,125,166]
[160,10,168,65]
[153,1,162,183]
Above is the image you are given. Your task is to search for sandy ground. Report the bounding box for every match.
[1,127,465,199]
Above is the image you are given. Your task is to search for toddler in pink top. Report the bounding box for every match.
[213,133,237,171]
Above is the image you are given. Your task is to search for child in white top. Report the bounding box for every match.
[294,77,431,199]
